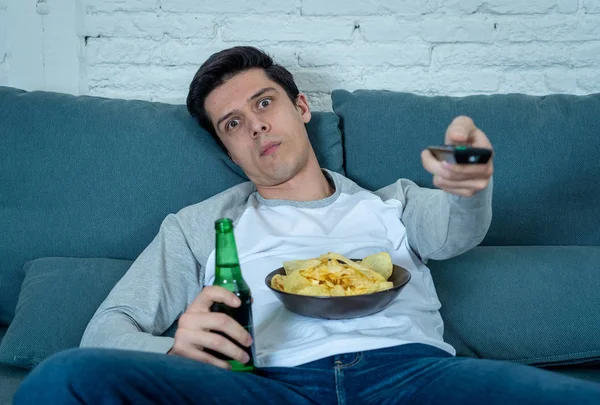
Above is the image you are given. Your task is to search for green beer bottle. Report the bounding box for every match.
[206,218,255,372]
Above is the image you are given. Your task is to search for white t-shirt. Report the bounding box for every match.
[82,169,493,367]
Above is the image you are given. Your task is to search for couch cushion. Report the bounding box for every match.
[332,90,600,247]
[547,364,600,385]
[428,246,600,366]
[0,363,29,405]
[0,86,344,325]
[0,257,134,368]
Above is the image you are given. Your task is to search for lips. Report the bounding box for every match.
[260,142,281,156]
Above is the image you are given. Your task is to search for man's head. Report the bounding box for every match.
[187,46,316,188]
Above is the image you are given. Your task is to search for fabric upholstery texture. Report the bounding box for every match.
[0,258,133,368]
[0,86,344,325]
[429,246,600,366]
[332,89,600,247]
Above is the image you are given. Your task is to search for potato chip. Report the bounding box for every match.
[297,285,331,296]
[378,281,394,291]
[283,269,312,293]
[319,252,371,276]
[360,252,393,280]
[271,274,285,291]
[283,259,322,275]
[271,251,397,298]
[331,285,346,296]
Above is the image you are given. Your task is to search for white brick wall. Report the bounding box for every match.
[0,0,8,85]
[2,0,600,111]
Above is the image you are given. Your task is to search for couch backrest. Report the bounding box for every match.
[333,90,600,248]
[0,86,344,325]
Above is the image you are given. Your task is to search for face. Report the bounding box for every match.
[204,68,313,188]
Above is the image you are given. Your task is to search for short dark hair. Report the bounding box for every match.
[186,46,300,152]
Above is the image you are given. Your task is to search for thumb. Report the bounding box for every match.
[445,116,476,145]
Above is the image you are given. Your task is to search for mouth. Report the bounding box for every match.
[260,142,281,157]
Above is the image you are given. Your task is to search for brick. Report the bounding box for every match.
[81,0,159,13]
[82,12,217,38]
[292,68,365,92]
[575,69,600,93]
[221,16,354,42]
[303,91,333,112]
[583,0,600,13]
[0,10,6,56]
[160,0,299,14]
[544,69,579,93]
[358,66,500,95]
[429,70,501,94]
[499,70,551,94]
[442,0,577,14]
[299,43,430,67]
[360,67,432,93]
[86,38,300,68]
[302,0,438,16]
[500,68,596,95]
[86,38,222,65]
[86,38,156,64]
[572,43,600,67]
[432,44,574,69]
[362,16,495,43]
[496,15,600,42]
[87,64,197,91]
[87,86,188,105]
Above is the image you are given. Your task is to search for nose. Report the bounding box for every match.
[249,115,270,138]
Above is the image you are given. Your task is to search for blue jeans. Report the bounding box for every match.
[14,343,600,405]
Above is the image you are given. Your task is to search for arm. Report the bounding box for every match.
[80,214,202,353]
[377,116,494,262]
[376,177,493,261]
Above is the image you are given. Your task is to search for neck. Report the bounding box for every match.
[256,158,334,202]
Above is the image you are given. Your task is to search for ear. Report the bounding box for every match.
[296,93,312,124]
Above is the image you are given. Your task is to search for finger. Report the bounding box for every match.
[421,149,445,176]
[178,312,252,348]
[469,128,493,149]
[445,116,477,145]
[191,330,251,364]
[433,176,490,193]
[187,286,241,314]
[174,345,232,370]
[174,327,250,365]
[440,161,494,181]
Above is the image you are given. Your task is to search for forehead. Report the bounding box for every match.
[204,68,282,122]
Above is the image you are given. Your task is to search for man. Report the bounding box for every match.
[14,46,600,404]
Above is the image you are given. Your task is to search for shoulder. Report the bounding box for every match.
[328,169,424,204]
[175,181,257,229]
[372,178,435,204]
[325,169,368,196]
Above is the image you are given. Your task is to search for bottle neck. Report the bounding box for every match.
[216,229,240,263]
[215,230,242,280]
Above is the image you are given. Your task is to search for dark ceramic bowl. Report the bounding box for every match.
[264,261,411,320]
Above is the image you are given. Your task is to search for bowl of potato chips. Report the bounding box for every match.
[265,252,411,319]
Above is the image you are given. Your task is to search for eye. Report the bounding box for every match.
[226,119,240,131]
[258,98,271,109]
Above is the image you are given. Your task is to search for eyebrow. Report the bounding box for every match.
[216,87,278,130]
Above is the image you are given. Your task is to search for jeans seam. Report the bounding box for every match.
[335,362,345,405]
[338,352,364,369]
